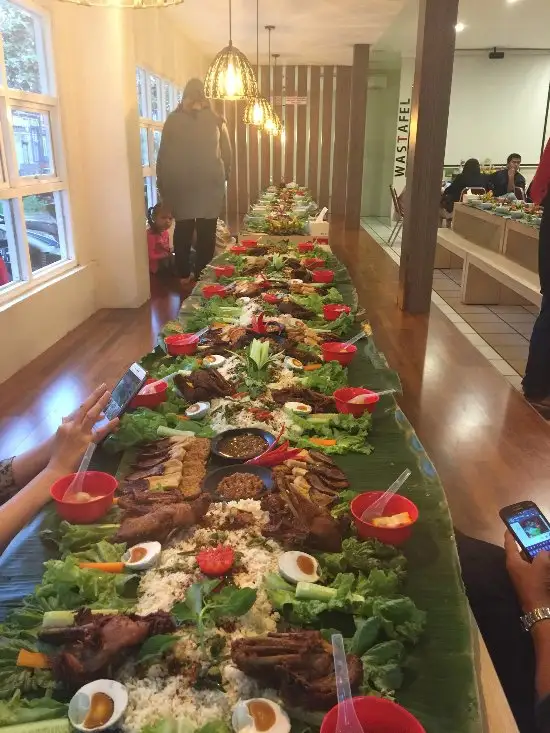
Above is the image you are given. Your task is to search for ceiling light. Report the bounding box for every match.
[455,22,466,32]
[262,29,284,137]
[243,0,275,126]
[57,0,183,7]
[204,0,258,100]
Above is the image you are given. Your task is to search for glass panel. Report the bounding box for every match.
[163,82,172,117]
[0,0,47,94]
[12,109,55,177]
[140,127,149,167]
[23,192,63,273]
[0,200,21,288]
[144,176,155,214]
[136,68,146,118]
[176,88,183,105]
[150,75,161,122]
[152,130,161,164]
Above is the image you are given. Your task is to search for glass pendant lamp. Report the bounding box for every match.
[243,0,275,126]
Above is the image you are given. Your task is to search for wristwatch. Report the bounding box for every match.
[521,608,550,631]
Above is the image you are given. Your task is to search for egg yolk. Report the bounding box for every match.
[83,692,114,729]
[297,554,315,575]
[129,546,148,563]
[247,700,276,732]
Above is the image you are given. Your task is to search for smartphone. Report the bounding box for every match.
[500,501,550,561]
[96,363,147,430]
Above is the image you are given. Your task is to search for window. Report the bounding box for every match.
[137,68,180,213]
[0,0,72,298]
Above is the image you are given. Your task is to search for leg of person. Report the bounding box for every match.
[522,294,550,413]
[194,218,218,279]
[172,220,195,281]
[455,531,536,733]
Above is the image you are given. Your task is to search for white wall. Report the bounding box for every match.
[0,4,206,384]
[446,53,550,168]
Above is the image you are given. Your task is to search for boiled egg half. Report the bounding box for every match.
[203,354,226,369]
[283,356,304,371]
[122,541,161,571]
[185,401,210,419]
[284,401,312,416]
[68,679,128,732]
[278,551,319,584]
[232,698,290,733]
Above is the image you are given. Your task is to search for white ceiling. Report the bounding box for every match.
[377,0,550,56]
[172,0,406,66]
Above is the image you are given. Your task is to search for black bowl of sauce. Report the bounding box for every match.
[211,428,276,464]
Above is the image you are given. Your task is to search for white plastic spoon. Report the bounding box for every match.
[63,443,96,501]
[331,633,363,733]
[361,468,412,522]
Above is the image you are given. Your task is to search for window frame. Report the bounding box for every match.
[0,0,73,305]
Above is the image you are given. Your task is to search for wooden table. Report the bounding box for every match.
[476,623,519,732]
[453,205,507,254]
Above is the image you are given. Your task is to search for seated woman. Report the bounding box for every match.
[441,158,489,221]
[0,385,118,554]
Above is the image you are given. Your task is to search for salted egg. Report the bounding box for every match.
[283,357,304,371]
[68,679,128,732]
[185,401,210,419]
[203,354,226,369]
[232,698,290,733]
[283,401,312,416]
[278,551,319,584]
[122,541,161,571]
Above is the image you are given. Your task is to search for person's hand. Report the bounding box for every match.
[48,385,119,475]
[505,531,550,613]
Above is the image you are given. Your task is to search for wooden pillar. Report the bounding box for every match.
[345,44,370,229]
[398,0,459,313]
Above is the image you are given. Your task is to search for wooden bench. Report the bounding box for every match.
[436,228,541,307]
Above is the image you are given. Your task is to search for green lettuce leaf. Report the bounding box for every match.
[299,362,348,394]
[372,597,427,644]
[70,540,126,563]
[137,634,177,665]
[349,616,382,656]
[0,691,67,726]
[341,538,407,579]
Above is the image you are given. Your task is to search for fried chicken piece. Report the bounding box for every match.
[113,507,175,544]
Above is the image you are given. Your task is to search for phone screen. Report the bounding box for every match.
[103,367,146,420]
[507,506,550,559]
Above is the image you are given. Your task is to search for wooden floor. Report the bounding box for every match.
[1,226,549,546]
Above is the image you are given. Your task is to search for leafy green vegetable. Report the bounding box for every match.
[0,635,55,699]
[186,296,241,331]
[360,640,405,697]
[103,408,169,452]
[34,557,138,611]
[0,691,67,726]
[300,362,348,394]
[141,719,230,733]
[41,519,119,556]
[372,597,427,644]
[350,616,382,656]
[288,411,374,455]
[342,538,407,578]
[137,634,177,665]
[309,312,355,336]
[290,288,343,315]
[172,580,257,648]
[70,540,126,563]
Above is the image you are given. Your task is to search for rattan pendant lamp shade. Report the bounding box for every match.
[243,0,274,126]
[262,37,283,136]
[204,0,258,100]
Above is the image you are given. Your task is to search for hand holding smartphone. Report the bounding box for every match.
[500,501,550,561]
[95,363,147,439]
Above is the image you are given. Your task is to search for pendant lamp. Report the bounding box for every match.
[243,0,275,126]
[57,0,182,7]
[204,0,258,100]
[262,38,283,137]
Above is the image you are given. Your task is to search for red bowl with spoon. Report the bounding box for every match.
[312,269,334,284]
[50,472,117,523]
[202,284,227,299]
[321,696,425,733]
[240,238,259,248]
[165,333,199,356]
[298,241,314,253]
[214,265,235,279]
[321,342,357,366]
[351,492,419,545]
[302,257,325,269]
[230,245,248,255]
[333,387,379,416]
[130,378,168,409]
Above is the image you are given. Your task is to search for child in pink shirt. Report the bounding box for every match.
[147,204,173,274]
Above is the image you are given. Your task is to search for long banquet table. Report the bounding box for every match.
[0,239,520,732]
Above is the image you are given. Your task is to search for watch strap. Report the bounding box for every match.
[521,607,550,631]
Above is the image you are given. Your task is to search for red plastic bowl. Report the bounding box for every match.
[214,265,235,279]
[314,236,329,245]
[263,293,283,304]
[323,304,351,321]
[334,387,379,416]
[202,284,227,299]
[230,245,248,254]
[165,333,199,356]
[321,697,425,733]
[240,238,258,248]
[130,378,168,409]
[313,269,334,284]
[50,472,117,524]
[298,242,314,252]
[351,492,419,545]
[302,257,325,269]
[321,342,357,366]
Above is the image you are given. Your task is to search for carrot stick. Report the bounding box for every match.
[78,562,125,574]
[303,364,322,371]
[16,649,50,668]
[308,438,337,447]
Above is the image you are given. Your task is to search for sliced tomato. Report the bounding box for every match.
[196,545,235,577]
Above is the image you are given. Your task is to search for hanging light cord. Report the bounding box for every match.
[228,0,232,44]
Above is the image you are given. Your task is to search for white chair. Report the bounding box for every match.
[389,185,404,247]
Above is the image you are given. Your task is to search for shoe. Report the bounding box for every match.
[525,394,550,419]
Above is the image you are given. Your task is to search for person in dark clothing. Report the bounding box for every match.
[441,158,489,213]
[522,138,550,416]
[489,153,527,197]
[457,531,550,733]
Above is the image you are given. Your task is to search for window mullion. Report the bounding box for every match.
[13,196,32,283]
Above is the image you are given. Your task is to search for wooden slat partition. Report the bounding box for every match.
[260,66,271,190]
[236,101,248,214]
[345,45,370,229]
[225,101,238,215]
[331,67,352,216]
[319,65,334,210]
[296,66,308,186]
[272,64,283,184]
[284,66,296,183]
[307,66,321,200]
[248,125,259,206]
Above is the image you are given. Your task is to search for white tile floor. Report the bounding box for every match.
[360,216,538,392]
